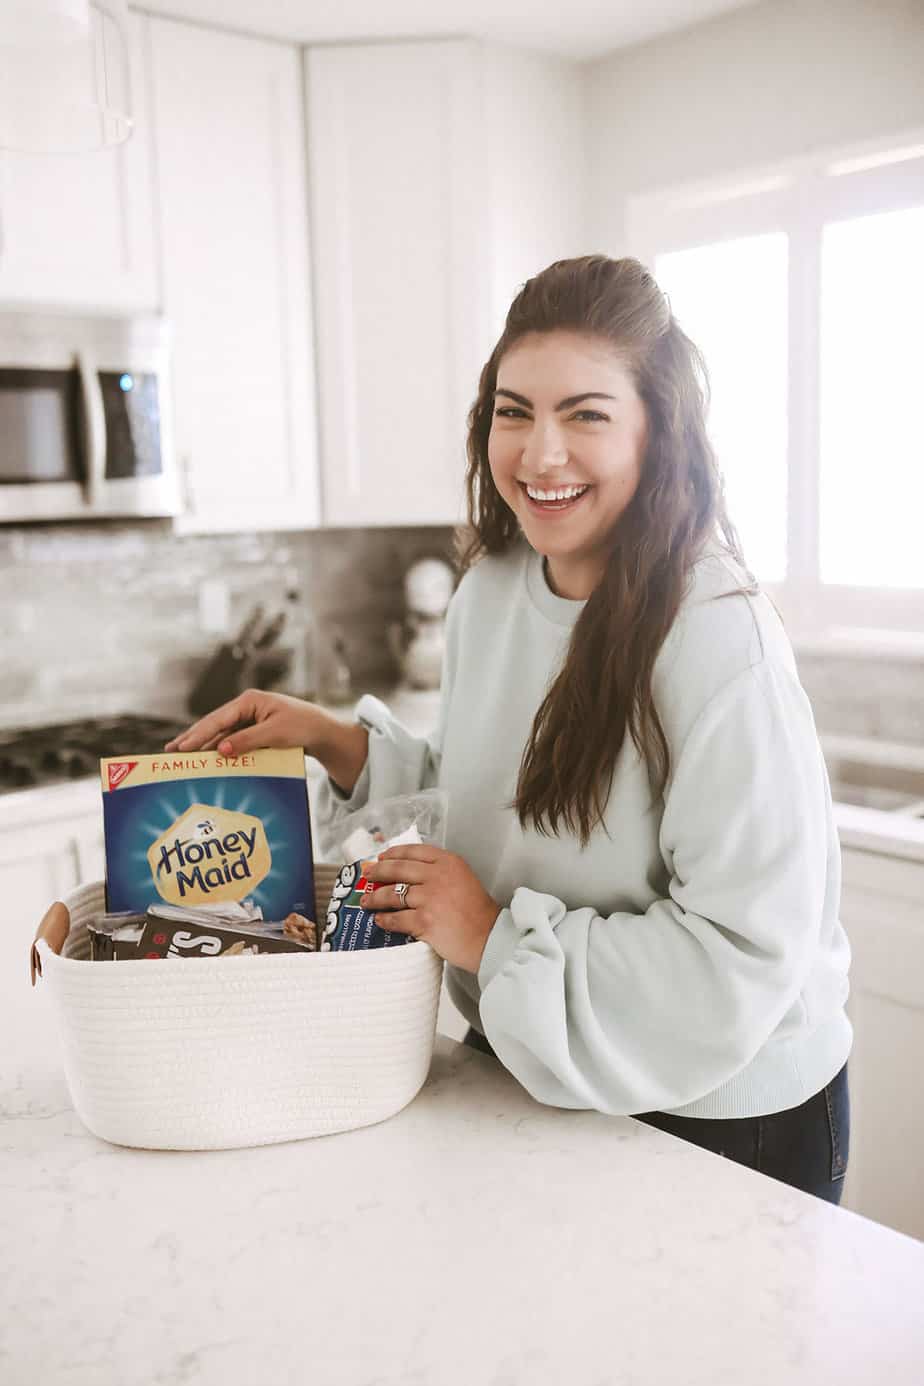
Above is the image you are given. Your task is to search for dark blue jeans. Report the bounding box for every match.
[463,1027,850,1206]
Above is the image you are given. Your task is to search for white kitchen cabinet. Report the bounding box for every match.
[0,11,158,312]
[838,847,924,1241]
[306,41,585,528]
[145,16,320,533]
[0,798,103,1062]
[2,810,104,945]
[306,41,483,529]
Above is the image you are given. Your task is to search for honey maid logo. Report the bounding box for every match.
[147,803,271,905]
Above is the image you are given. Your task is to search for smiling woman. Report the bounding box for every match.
[160,255,853,1208]
[460,255,757,846]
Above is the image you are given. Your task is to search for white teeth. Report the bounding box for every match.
[525,484,588,502]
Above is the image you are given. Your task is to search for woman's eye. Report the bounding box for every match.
[493,406,608,422]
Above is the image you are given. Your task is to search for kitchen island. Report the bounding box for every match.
[2,1016,923,1386]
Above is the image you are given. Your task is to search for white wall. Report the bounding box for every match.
[585,0,924,250]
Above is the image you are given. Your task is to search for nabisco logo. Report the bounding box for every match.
[107,761,138,791]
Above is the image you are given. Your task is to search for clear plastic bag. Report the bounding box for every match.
[316,788,448,863]
[317,789,449,952]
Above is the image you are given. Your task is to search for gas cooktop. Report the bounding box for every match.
[0,714,185,794]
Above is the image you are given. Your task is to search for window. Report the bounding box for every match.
[627,134,924,642]
[655,234,789,583]
[819,205,924,589]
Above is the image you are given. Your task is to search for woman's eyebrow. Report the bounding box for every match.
[494,388,618,410]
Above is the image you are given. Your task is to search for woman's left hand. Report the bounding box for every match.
[363,846,500,974]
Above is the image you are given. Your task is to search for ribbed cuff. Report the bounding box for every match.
[325,754,370,811]
[477,907,520,988]
[354,693,392,734]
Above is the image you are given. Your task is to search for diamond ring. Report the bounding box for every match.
[394,881,411,909]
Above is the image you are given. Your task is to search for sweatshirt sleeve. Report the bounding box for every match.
[475,659,833,1115]
[312,592,459,836]
[317,692,443,810]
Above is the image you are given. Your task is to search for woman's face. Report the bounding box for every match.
[487,329,649,600]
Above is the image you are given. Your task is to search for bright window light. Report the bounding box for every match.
[820,206,924,588]
[655,234,788,583]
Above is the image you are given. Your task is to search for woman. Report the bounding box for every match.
[165,255,851,1204]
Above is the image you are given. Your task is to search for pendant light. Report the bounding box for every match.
[0,0,133,154]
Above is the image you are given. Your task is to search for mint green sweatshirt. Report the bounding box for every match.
[315,542,852,1119]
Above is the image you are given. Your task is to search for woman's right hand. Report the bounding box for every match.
[164,689,370,795]
[164,689,322,758]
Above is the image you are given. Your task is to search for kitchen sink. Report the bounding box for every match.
[822,737,924,818]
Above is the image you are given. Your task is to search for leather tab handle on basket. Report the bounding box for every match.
[31,902,71,986]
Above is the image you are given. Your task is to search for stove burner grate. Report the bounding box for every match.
[0,714,184,793]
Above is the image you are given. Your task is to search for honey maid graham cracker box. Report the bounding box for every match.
[100,749,315,920]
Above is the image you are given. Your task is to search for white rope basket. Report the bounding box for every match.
[35,863,444,1151]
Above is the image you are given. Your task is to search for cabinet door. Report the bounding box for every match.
[1,811,104,1057]
[147,17,319,533]
[307,42,487,528]
[0,12,158,311]
[838,850,924,1242]
[2,824,83,941]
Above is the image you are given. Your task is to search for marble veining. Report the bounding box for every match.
[2,1030,923,1385]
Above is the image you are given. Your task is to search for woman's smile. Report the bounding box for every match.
[519,480,593,515]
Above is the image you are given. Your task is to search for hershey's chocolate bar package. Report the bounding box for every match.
[135,914,313,959]
[87,912,148,961]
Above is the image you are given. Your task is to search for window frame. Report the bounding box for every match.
[626,129,924,650]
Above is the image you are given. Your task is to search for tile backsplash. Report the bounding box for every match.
[1,522,922,744]
[0,522,455,727]
[795,652,924,745]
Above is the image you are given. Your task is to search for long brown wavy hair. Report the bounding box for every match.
[457,254,758,846]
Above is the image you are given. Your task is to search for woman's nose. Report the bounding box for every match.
[523,421,568,472]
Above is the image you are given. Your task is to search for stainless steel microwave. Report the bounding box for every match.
[0,310,179,523]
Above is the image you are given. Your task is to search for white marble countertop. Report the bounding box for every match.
[3,1008,924,1386]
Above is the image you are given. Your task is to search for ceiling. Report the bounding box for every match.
[137,0,762,61]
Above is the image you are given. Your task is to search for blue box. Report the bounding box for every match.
[100,748,315,922]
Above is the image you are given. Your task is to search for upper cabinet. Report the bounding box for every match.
[306,42,485,529]
[306,41,586,528]
[0,11,159,311]
[0,23,583,534]
[478,46,587,340]
[145,16,320,533]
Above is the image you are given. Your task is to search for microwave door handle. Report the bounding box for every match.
[77,350,106,507]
